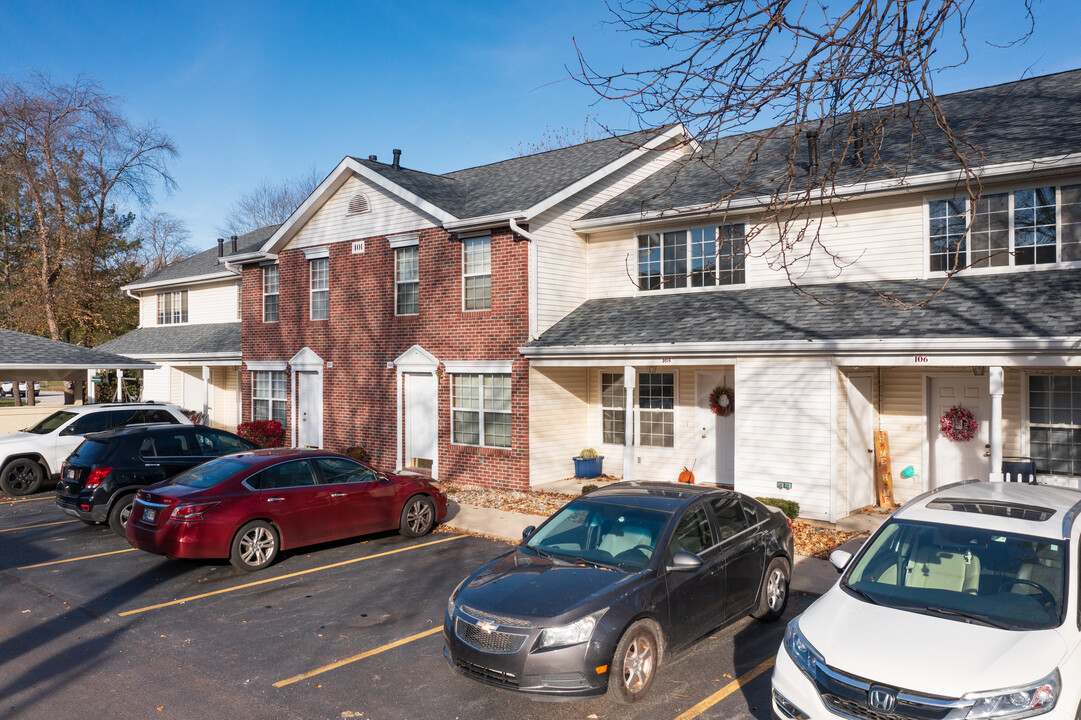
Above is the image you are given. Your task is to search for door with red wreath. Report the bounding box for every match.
[929,375,990,488]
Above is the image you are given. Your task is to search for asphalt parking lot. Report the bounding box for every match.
[0,492,810,720]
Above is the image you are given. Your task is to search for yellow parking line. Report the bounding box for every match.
[0,519,78,533]
[673,656,776,720]
[118,533,466,617]
[19,548,137,570]
[0,496,54,505]
[274,626,442,687]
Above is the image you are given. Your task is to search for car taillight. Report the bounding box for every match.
[170,502,218,521]
[85,467,113,489]
[786,517,792,528]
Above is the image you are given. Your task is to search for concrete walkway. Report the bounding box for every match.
[441,499,873,597]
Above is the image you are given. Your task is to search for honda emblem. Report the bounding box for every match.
[868,686,898,712]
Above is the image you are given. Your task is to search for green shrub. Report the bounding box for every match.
[580,484,599,494]
[342,445,371,463]
[757,497,800,520]
[578,447,599,459]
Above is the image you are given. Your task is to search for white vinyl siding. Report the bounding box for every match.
[140,366,171,403]
[736,356,835,520]
[529,366,589,486]
[288,175,437,250]
[878,367,926,503]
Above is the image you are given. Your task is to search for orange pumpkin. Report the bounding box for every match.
[678,467,695,484]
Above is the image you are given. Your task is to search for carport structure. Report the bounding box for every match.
[0,328,156,430]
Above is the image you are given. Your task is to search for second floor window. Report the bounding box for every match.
[463,236,491,310]
[263,265,279,322]
[395,246,419,315]
[638,225,746,291]
[310,257,328,321]
[157,289,188,325]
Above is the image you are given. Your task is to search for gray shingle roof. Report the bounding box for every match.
[0,329,154,368]
[584,69,1081,220]
[133,225,280,286]
[527,270,1081,349]
[96,323,240,357]
[351,127,675,220]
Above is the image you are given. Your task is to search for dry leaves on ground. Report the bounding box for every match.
[444,484,575,517]
[793,521,867,559]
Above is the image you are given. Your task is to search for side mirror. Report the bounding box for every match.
[829,549,852,573]
[667,550,703,572]
[521,525,536,541]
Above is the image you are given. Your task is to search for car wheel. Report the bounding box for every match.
[0,459,44,496]
[399,495,436,537]
[108,494,137,537]
[752,557,790,621]
[229,520,279,571]
[607,619,662,704]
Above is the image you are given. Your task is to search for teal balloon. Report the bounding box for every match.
[900,465,916,479]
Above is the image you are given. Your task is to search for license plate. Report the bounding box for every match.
[65,468,74,479]
[144,508,157,522]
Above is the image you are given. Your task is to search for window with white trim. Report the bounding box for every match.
[1029,375,1081,477]
[452,373,511,448]
[638,372,675,447]
[263,264,279,322]
[463,236,491,310]
[310,257,328,321]
[928,183,1081,272]
[601,372,626,445]
[156,289,188,325]
[395,246,419,315]
[252,371,287,426]
[638,225,746,290]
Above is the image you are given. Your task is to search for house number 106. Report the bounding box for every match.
[914,356,929,363]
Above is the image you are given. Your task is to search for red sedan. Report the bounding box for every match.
[126,448,448,571]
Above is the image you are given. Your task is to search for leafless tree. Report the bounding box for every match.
[577,0,1038,306]
[0,73,177,339]
[134,211,193,273]
[217,167,321,237]
[516,115,597,156]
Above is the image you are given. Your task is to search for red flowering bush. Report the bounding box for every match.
[237,420,284,448]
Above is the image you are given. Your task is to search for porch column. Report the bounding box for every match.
[989,366,1004,482]
[202,365,211,424]
[115,369,124,402]
[623,366,636,484]
[73,377,84,406]
[87,370,96,403]
[25,379,35,406]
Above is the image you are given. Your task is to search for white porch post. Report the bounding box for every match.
[989,366,1004,482]
[73,377,84,406]
[396,367,404,471]
[623,366,636,484]
[87,370,96,403]
[202,365,211,424]
[115,369,123,402]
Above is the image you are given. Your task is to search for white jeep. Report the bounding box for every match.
[0,403,190,496]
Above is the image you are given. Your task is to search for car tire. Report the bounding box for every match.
[607,619,663,704]
[108,493,137,537]
[229,520,279,572]
[752,557,790,621]
[0,459,44,496]
[399,495,436,537]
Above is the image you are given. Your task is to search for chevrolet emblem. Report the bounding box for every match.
[477,620,497,634]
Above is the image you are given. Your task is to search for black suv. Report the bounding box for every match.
[55,424,258,536]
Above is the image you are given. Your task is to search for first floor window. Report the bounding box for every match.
[253,371,287,426]
[638,372,675,447]
[157,289,188,324]
[452,373,511,448]
[463,236,491,310]
[395,245,419,315]
[601,372,626,445]
[263,264,279,322]
[1029,375,1081,477]
[310,257,329,320]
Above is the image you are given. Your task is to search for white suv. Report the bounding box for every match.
[0,403,190,496]
[773,479,1080,720]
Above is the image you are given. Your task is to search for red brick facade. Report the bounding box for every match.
[240,227,532,491]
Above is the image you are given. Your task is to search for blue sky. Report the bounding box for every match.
[3,0,1079,247]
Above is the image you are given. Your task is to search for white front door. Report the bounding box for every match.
[695,371,734,486]
[929,376,989,487]
[404,372,438,474]
[297,372,323,448]
[847,375,875,510]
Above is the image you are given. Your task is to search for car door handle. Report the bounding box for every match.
[144,463,160,467]
[267,497,285,503]
[331,493,346,498]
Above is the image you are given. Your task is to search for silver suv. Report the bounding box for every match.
[0,403,190,496]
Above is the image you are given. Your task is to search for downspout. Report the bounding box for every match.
[125,289,142,328]
[508,217,539,341]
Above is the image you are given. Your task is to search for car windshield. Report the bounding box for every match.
[844,519,1067,630]
[169,458,249,489]
[524,499,670,572]
[26,411,77,435]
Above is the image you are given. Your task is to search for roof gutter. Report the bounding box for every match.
[508,218,539,340]
[444,211,526,233]
[571,151,1081,233]
[123,270,239,292]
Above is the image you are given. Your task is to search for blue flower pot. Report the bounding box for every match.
[573,456,604,479]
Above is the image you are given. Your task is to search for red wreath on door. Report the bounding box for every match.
[939,405,977,442]
[709,386,735,417]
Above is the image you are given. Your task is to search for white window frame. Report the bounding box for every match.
[252,370,287,426]
[636,370,676,448]
[600,371,627,446]
[309,257,329,321]
[462,235,491,311]
[450,371,511,448]
[391,234,420,316]
[262,264,279,323]
[636,223,747,293]
[156,289,188,325]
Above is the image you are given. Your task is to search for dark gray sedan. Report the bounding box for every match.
[443,482,794,703]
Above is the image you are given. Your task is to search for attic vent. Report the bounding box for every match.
[347,193,371,215]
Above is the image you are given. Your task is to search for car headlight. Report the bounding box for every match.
[964,669,1060,720]
[783,618,824,681]
[447,578,466,618]
[538,609,607,649]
